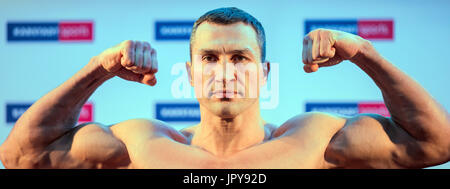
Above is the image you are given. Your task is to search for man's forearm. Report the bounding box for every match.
[351,42,450,143]
[10,56,112,148]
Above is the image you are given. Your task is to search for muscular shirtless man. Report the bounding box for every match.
[1,7,449,169]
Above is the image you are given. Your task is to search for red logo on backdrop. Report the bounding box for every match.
[357,20,394,40]
[78,103,94,123]
[358,102,390,117]
[59,21,93,42]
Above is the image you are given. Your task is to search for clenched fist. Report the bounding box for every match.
[95,40,158,86]
[302,29,369,73]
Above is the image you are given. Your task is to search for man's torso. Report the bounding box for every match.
[44,113,346,169]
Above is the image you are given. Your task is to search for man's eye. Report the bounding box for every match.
[232,55,247,62]
[202,55,218,62]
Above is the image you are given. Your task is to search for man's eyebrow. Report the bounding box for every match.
[229,48,253,55]
[199,49,219,54]
[199,48,254,55]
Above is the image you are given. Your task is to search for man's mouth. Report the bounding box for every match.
[210,90,242,98]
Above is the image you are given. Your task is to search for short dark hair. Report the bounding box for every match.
[190,7,266,62]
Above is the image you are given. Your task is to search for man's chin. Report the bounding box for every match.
[210,106,241,119]
[198,98,258,118]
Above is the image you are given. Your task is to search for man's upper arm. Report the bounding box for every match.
[0,122,129,169]
[325,114,447,168]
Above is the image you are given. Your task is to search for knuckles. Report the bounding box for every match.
[121,40,134,48]
[100,40,158,76]
[119,40,156,68]
[305,29,333,41]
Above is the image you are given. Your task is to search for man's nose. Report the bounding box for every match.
[214,63,236,83]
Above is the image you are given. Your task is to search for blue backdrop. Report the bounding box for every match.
[1,0,449,169]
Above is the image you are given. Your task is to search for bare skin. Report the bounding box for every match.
[0,22,449,169]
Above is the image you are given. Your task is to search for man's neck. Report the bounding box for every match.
[191,102,267,157]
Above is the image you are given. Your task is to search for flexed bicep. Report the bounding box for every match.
[61,123,130,168]
[324,114,444,169]
[0,122,130,169]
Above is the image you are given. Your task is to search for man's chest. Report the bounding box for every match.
[126,129,336,169]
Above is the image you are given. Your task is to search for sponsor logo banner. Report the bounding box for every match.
[78,103,94,123]
[357,102,390,117]
[6,103,31,123]
[305,102,390,117]
[155,21,194,40]
[155,102,200,122]
[305,20,358,35]
[6,102,94,124]
[7,21,94,42]
[305,19,394,40]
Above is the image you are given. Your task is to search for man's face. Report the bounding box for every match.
[188,21,268,118]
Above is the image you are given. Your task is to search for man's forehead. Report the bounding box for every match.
[195,21,256,33]
[192,21,259,53]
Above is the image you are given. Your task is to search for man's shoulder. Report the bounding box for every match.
[111,118,171,128]
[273,112,347,138]
[110,118,189,144]
[109,118,175,136]
[282,112,346,126]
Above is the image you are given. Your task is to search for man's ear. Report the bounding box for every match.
[261,61,270,86]
[186,61,193,86]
